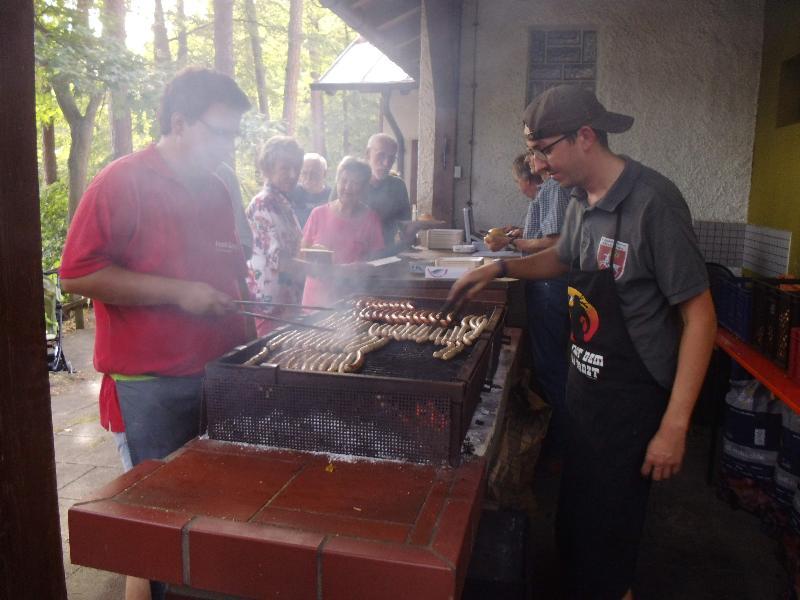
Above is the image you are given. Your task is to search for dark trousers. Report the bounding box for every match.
[525,278,570,454]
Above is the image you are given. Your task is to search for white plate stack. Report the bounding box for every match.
[426,229,465,249]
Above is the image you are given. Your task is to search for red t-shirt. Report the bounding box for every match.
[61,145,248,381]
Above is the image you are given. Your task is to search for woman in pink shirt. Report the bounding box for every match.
[302,156,384,307]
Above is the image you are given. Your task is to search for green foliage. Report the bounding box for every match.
[34,0,390,251]
[40,180,69,271]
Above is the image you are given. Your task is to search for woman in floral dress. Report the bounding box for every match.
[246,136,306,335]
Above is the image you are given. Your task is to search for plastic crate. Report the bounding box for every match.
[715,278,753,342]
[790,328,800,384]
[752,279,800,369]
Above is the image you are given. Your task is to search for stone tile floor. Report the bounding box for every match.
[51,315,125,599]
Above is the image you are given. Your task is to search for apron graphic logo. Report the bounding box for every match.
[567,286,600,343]
[597,237,629,280]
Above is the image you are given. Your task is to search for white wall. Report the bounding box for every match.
[454,0,764,232]
[384,88,419,184]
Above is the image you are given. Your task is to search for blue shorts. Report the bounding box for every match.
[116,376,203,466]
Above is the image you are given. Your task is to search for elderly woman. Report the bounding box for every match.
[301,156,384,307]
[246,135,306,335]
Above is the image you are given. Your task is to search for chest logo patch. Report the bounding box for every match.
[597,236,628,280]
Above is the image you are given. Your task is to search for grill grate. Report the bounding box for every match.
[204,296,505,465]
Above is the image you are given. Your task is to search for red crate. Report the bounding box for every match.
[790,328,800,384]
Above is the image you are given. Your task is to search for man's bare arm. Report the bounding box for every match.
[513,234,559,254]
[641,289,717,481]
[61,265,234,316]
[448,246,568,302]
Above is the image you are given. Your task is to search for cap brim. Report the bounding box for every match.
[593,112,634,133]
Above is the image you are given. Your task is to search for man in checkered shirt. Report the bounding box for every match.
[488,152,572,458]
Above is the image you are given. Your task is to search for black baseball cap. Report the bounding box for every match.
[523,85,634,140]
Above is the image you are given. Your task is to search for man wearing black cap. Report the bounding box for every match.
[449,84,717,599]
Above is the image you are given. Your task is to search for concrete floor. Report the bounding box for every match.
[527,428,789,599]
[52,315,790,599]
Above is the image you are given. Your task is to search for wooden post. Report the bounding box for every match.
[0,2,67,597]
[421,0,462,226]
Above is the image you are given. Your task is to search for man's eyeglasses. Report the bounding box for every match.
[527,131,574,161]
[198,118,241,140]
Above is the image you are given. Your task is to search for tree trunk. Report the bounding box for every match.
[214,0,235,76]
[282,0,303,134]
[42,118,58,184]
[175,0,188,67]
[244,0,269,117]
[104,0,132,158]
[153,0,172,66]
[52,77,103,220]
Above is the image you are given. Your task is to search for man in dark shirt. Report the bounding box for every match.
[449,85,717,600]
[290,152,331,228]
[364,133,411,251]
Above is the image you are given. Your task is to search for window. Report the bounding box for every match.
[527,29,597,105]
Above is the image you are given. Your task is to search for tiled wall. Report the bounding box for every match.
[693,220,793,277]
[694,221,746,269]
[743,224,792,277]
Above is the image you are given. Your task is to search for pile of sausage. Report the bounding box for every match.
[355,297,455,327]
[243,311,377,372]
[244,298,489,371]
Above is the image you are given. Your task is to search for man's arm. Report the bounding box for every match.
[61,265,235,316]
[641,289,717,481]
[513,234,559,254]
[448,246,568,302]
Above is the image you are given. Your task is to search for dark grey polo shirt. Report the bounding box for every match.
[366,174,411,247]
[555,157,708,389]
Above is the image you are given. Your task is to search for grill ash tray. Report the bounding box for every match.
[203,297,505,465]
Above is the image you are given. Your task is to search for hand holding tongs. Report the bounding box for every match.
[437,264,499,319]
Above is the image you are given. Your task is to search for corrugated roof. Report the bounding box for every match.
[311,37,416,92]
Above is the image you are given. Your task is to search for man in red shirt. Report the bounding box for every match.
[60,67,252,600]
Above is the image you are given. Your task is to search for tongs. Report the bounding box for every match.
[233,300,334,311]
[436,278,485,322]
[237,310,334,331]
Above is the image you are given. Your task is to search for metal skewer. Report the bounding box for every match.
[237,310,334,331]
[233,300,335,311]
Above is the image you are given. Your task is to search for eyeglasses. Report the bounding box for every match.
[527,131,574,162]
[198,118,241,140]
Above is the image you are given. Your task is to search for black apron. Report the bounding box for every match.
[556,206,669,599]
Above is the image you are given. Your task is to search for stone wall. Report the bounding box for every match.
[454,0,765,232]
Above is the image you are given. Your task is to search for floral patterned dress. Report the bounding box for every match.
[246,184,304,335]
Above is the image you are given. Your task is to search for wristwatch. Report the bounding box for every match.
[495,259,508,279]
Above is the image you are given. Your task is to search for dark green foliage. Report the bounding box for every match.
[39,181,68,271]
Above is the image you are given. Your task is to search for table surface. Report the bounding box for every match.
[716,327,800,412]
[68,330,522,600]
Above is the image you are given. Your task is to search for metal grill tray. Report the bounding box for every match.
[203,296,505,465]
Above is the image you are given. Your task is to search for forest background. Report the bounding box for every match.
[36,0,381,269]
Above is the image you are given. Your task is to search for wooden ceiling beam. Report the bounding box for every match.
[376,6,421,31]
